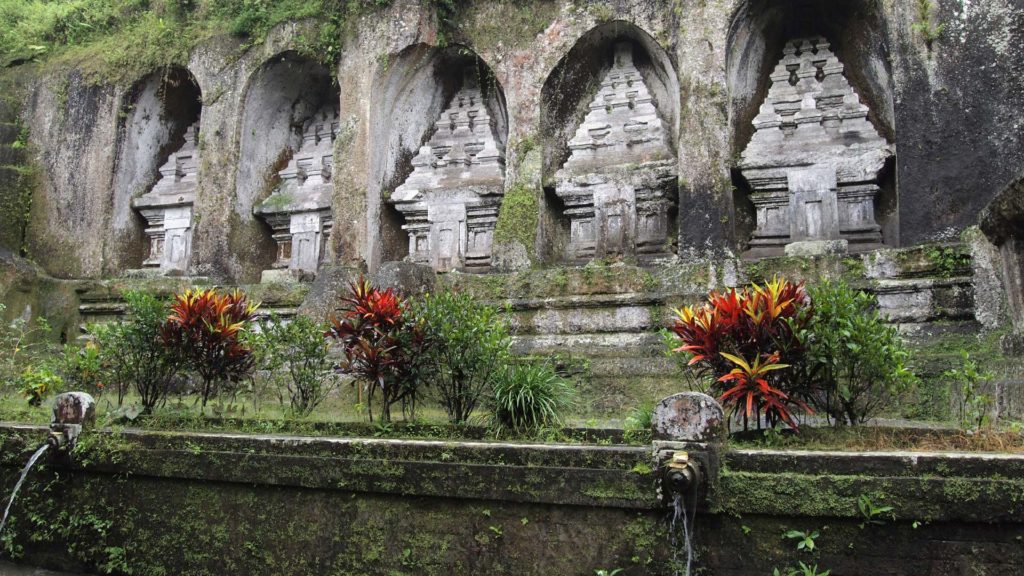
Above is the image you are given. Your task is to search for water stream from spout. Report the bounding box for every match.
[670,492,694,576]
[0,443,49,538]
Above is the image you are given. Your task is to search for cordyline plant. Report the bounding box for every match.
[671,276,812,431]
[160,288,258,409]
[325,278,430,423]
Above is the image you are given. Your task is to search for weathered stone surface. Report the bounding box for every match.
[370,261,435,297]
[783,238,848,257]
[652,392,726,442]
[295,264,360,321]
[739,36,891,255]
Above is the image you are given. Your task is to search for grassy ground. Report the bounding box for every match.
[730,425,1024,453]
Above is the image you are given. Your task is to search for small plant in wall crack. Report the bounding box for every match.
[783,529,820,552]
[912,0,945,51]
[857,494,895,528]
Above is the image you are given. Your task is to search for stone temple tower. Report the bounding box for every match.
[132,122,200,274]
[554,42,678,262]
[254,105,338,281]
[388,67,505,273]
[738,37,893,256]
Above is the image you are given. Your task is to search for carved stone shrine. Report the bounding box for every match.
[254,105,338,280]
[554,42,678,262]
[738,36,893,256]
[132,122,200,273]
[389,69,505,273]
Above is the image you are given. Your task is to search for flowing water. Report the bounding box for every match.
[0,444,49,537]
[670,492,694,576]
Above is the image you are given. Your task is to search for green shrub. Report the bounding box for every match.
[0,302,55,389]
[57,341,105,398]
[796,281,915,425]
[252,314,339,417]
[414,290,511,424]
[18,363,62,406]
[942,349,995,430]
[94,291,180,412]
[491,362,575,434]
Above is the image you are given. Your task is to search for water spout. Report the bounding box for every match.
[0,443,49,538]
[670,492,694,576]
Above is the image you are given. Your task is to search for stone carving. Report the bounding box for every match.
[132,122,200,273]
[389,69,505,273]
[254,105,338,280]
[554,42,678,262]
[739,36,893,255]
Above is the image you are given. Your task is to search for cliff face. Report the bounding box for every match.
[0,0,1021,281]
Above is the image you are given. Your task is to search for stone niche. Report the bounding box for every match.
[738,36,893,256]
[254,105,338,281]
[388,68,505,273]
[131,122,200,273]
[554,42,678,262]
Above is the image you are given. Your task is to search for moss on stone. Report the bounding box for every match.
[492,184,539,262]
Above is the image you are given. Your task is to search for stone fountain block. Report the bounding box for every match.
[651,392,725,442]
[51,392,95,427]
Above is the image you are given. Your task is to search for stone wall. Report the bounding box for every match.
[3,0,1022,280]
[1,425,1022,575]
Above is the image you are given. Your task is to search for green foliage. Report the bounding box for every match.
[18,363,62,406]
[595,570,624,576]
[57,340,105,397]
[857,494,894,528]
[0,0,396,81]
[414,289,511,424]
[796,281,916,426]
[624,401,654,432]
[0,302,54,388]
[925,245,969,278]
[93,290,180,411]
[250,314,339,416]
[942,349,995,430]
[782,529,819,552]
[911,0,945,50]
[492,184,538,256]
[490,361,575,434]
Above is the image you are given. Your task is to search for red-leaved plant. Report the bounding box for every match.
[160,288,258,409]
[325,277,429,423]
[671,276,812,430]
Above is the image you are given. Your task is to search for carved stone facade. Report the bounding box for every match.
[389,70,505,273]
[739,37,893,255]
[254,106,338,280]
[132,122,200,273]
[554,42,678,262]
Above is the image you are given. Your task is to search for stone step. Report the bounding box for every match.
[510,302,665,335]
[586,356,678,378]
[577,374,684,416]
[874,277,974,323]
[512,332,664,358]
